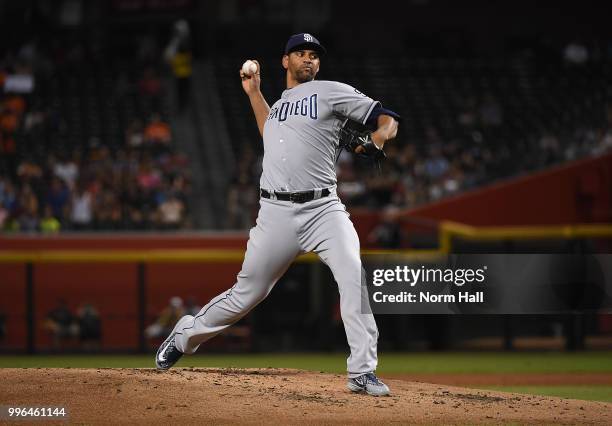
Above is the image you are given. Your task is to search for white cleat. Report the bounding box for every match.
[347,372,390,396]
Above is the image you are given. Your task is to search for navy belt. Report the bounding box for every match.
[260,188,331,203]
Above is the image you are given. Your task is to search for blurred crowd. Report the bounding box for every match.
[1,293,249,352]
[224,39,612,227]
[226,99,612,227]
[0,144,191,232]
[3,34,611,233]
[0,37,192,232]
[43,299,102,351]
[337,103,612,209]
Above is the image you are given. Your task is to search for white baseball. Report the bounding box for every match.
[242,60,258,76]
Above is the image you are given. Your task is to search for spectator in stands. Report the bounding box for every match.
[0,177,16,210]
[43,299,77,349]
[17,184,39,232]
[365,173,397,207]
[164,19,192,111]
[3,94,26,117]
[76,303,102,350]
[336,153,367,206]
[46,177,70,223]
[564,40,589,65]
[423,145,449,181]
[87,143,114,175]
[53,152,79,190]
[367,205,403,249]
[594,129,612,155]
[385,144,417,207]
[23,105,46,134]
[124,148,142,175]
[156,192,185,230]
[538,131,562,166]
[138,66,162,97]
[125,119,144,148]
[0,99,20,134]
[4,58,34,94]
[94,188,122,230]
[226,171,257,229]
[137,159,162,190]
[143,113,171,146]
[145,296,185,340]
[170,174,189,203]
[121,178,149,230]
[16,158,43,184]
[40,204,61,233]
[69,182,93,230]
[442,161,465,196]
[139,66,163,112]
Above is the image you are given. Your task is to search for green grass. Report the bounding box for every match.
[0,351,611,373]
[478,385,612,403]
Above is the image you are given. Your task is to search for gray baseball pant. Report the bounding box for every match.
[174,192,379,377]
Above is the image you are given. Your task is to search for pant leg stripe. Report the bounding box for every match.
[175,282,238,336]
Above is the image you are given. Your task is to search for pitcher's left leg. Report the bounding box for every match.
[302,206,379,377]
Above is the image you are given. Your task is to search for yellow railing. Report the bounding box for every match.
[0,222,610,263]
[0,248,444,263]
[438,221,612,253]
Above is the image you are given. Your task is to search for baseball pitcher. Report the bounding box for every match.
[156,33,400,396]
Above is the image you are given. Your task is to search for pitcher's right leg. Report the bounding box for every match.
[173,199,301,355]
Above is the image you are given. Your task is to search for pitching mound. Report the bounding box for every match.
[1,368,611,424]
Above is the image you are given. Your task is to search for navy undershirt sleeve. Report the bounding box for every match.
[365,105,401,129]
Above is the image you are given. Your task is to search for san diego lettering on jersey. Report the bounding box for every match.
[267,94,318,122]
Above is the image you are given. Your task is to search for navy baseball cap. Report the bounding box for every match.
[284,33,326,56]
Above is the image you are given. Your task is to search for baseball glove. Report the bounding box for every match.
[338,119,386,161]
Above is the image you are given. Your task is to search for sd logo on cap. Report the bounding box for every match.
[284,33,326,56]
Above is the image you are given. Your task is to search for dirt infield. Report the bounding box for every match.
[1,368,612,425]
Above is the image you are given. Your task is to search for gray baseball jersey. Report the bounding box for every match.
[173,79,381,378]
[260,80,380,191]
